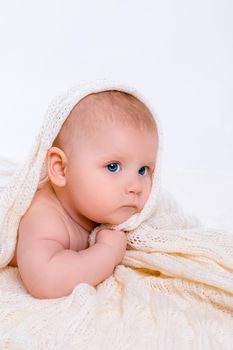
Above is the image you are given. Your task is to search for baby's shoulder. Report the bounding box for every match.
[18,192,70,249]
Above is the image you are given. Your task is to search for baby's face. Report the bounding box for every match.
[64,121,157,225]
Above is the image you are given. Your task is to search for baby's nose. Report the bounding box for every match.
[125,174,142,195]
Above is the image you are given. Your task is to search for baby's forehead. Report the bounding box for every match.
[74,91,156,130]
[53,90,157,153]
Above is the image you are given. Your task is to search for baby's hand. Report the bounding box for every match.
[96,229,127,266]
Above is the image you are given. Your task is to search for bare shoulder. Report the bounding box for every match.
[15,197,70,277]
[18,198,70,249]
[15,197,72,296]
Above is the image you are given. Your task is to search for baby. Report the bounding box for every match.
[9,90,158,299]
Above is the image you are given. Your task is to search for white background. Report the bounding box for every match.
[0,0,232,230]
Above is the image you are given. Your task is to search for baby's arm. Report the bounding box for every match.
[17,206,126,299]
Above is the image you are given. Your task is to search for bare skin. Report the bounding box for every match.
[9,115,157,299]
[9,181,91,267]
[9,181,128,299]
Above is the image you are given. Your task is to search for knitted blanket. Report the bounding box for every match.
[0,79,233,349]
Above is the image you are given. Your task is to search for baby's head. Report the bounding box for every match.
[47,90,158,228]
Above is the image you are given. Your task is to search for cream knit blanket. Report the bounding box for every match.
[0,79,233,349]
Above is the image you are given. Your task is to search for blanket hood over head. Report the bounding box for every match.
[0,78,164,267]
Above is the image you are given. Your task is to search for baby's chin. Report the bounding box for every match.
[100,207,140,226]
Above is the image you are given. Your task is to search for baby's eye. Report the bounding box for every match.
[106,163,121,173]
[138,166,149,176]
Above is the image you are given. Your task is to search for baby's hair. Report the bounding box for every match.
[52,90,157,156]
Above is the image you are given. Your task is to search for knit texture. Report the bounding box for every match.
[0,78,233,349]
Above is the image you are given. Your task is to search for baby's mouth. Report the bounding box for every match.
[122,205,138,211]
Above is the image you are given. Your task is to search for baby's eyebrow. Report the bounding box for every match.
[100,154,155,166]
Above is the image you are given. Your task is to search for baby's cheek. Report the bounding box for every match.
[144,180,152,201]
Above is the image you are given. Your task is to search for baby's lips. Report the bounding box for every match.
[122,204,138,209]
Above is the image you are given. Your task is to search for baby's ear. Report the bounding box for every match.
[46,147,68,187]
